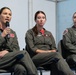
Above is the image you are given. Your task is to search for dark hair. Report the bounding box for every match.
[0,7,11,15]
[73,12,76,18]
[33,11,46,36]
[34,10,46,21]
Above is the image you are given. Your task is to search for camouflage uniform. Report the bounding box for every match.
[25,26,74,75]
[0,29,38,75]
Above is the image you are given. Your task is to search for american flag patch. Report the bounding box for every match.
[10,34,15,37]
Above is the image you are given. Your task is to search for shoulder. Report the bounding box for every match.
[45,29,52,34]
[63,29,68,35]
[26,29,34,37]
[10,29,16,34]
[10,29,17,38]
[45,29,53,37]
[26,29,33,34]
[63,28,72,35]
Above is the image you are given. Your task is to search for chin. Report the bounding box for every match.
[39,25,43,27]
[40,24,44,26]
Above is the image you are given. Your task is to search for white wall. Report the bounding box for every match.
[0,0,56,75]
[0,0,56,49]
[33,0,56,40]
[0,0,28,50]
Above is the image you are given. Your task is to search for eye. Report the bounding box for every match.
[73,16,76,18]
[9,13,12,16]
[2,12,12,17]
[37,17,41,19]
[42,17,45,19]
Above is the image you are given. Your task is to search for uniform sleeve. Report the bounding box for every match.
[7,31,20,52]
[49,32,57,50]
[0,35,6,46]
[25,30,38,53]
[63,29,76,53]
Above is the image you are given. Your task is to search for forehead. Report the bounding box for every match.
[1,9,11,13]
[37,13,45,17]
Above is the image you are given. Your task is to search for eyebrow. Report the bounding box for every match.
[73,16,76,18]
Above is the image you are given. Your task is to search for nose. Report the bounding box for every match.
[5,14,11,22]
[6,15,10,18]
[6,14,11,18]
[41,19,43,22]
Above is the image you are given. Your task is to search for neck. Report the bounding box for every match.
[36,24,43,32]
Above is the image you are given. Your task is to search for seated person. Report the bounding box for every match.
[0,7,38,75]
[25,10,74,75]
[63,12,76,68]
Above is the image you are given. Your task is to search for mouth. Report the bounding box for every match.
[40,23,44,25]
[5,19,9,22]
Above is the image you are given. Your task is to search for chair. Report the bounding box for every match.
[58,40,76,74]
[58,40,68,59]
[37,67,44,75]
[25,47,51,75]
[0,69,13,75]
[37,67,51,75]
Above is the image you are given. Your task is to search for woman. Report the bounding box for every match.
[25,11,74,75]
[0,7,38,75]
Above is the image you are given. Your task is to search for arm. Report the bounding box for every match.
[49,32,57,50]
[0,35,6,47]
[25,30,56,54]
[25,30,38,53]
[7,30,20,52]
[37,32,57,53]
[63,29,76,53]
[0,30,20,58]
[0,28,20,51]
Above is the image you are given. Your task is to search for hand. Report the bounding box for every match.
[36,49,56,53]
[48,50,56,52]
[1,28,10,37]
[0,50,9,58]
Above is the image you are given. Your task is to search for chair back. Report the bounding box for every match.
[58,40,68,59]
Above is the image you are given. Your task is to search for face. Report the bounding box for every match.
[35,13,46,27]
[0,8,12,24]
[73,13,76,24]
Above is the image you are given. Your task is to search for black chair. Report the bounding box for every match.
[0,69,13,75]
[58,40,76,74]
[58,40,68,59]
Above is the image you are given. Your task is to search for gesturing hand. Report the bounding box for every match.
[1,28,10,37]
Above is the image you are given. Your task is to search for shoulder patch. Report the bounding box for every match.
[10,33,15,38]
[63,29,68,35]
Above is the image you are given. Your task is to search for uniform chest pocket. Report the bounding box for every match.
[33,35,52,45]
[34,36,45,44]
[71,31,76,44]
[44,36,52,45]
